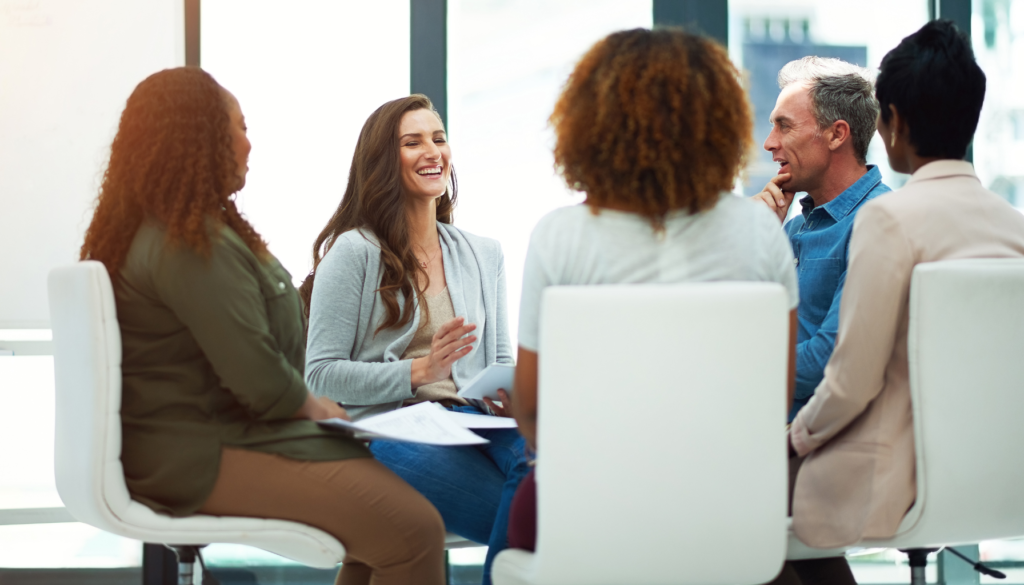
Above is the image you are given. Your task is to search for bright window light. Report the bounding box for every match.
[201,0,411,284]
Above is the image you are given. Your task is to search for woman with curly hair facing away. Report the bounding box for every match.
[506,28,800,556]
[80,67,445,585]
[301,95,527,585]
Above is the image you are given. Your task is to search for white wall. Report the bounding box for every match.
[0,0,183,328]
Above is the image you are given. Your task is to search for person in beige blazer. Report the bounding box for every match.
[788,19,1024,553]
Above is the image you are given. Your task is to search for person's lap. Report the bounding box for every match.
[470,424,532,561]
[369,405,530,584]
[370,435,507,544]
[198,447,446,585]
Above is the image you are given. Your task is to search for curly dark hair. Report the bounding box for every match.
[80,67,268,275]
[551,28,752,224]
[299,95,456,334]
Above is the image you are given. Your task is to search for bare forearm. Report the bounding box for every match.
[514,347,540,449]
[517,415,537,451]
[511,381,537,447]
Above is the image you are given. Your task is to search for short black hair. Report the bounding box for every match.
[876,20,986,159]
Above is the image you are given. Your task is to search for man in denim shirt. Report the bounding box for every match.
[753,57,891,422]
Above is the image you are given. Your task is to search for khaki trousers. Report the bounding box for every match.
[198,448,445,585]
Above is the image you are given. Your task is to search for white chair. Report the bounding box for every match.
[493,283,791,585]
[48,261,474,583]
[786,259,1024,583]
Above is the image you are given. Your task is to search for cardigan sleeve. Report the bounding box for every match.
[305,235,416,406]
[494,242,515,364]
[150,227,308,421]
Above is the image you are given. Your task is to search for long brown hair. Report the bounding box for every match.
[80,67,268,275]
[299,95,457,334]
[551,28,752,226]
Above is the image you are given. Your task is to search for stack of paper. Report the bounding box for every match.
[318,402,515,445]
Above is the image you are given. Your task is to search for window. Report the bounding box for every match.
[974,0,1024,210]
[730,0,930,200]
[447,0,653,347]
[0,356,142,569]
[201,0,411,284]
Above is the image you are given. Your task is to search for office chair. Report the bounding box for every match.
[48,261,473,584]
[786,259,1024,584]
[493,283,791,585]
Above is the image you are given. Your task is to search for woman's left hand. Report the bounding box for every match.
[295,393,351,422]
[483,388,514,418]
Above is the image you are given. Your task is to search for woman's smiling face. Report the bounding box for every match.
[398,108,451,202]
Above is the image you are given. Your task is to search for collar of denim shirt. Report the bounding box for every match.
[798,165,884,222]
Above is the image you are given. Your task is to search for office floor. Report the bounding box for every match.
[2,560,1023,585]
[0,557,485,585]
[3,359,1024,584]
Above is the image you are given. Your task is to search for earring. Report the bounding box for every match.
[891,131,897,148]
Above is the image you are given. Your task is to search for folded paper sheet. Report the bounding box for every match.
[318,402,490,445]
[446,410,518,429]
[457,363,516,401]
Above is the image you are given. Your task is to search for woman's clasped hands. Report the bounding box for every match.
[411,316,477,388]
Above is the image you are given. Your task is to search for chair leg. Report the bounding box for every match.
[902,548,939,585]
[169,545,202,585]
[143,543,178,585]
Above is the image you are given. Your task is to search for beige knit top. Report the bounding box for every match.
[401,287,470,407]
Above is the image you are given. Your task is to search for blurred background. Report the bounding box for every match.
[1,1,1022,583]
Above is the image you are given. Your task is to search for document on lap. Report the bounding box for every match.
[318,402,490,445]
[445,410,518,429]
[456,363,515,401]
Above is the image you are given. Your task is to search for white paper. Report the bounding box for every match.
[445,410,518,429]
[457,363,516,400]
[318,402,488,445]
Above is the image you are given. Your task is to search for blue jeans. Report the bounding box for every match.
[369,405,530,585]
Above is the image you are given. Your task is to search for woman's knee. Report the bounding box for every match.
[404,495,446,552]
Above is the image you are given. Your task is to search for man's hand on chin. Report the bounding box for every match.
[752,173,796,223]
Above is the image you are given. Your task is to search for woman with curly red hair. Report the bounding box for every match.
[80,67,445,585]
[507,28,800,553]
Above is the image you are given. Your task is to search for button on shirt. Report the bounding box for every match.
[785,165,890,421]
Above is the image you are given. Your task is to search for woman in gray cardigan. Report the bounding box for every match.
[301,95,527,585]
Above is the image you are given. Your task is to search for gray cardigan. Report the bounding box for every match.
[305,223,514,420]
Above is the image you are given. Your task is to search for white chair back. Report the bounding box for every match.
[532,283,790,585]
[48,261,133,532]
[893,259,1024,547]
[47,261,467,566]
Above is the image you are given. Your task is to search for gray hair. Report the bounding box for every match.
[778,57,879,164]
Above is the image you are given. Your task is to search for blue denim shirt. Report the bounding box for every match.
[786,165,890,421]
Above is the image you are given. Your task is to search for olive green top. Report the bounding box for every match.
[116,219,370,517]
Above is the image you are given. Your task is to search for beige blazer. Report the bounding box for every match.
[789,160,1024,548]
